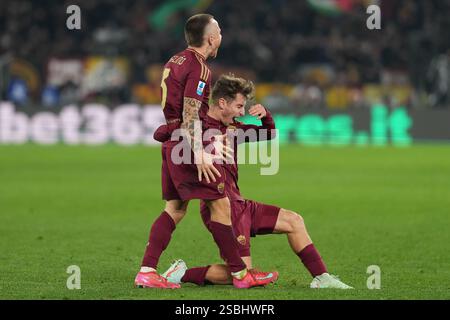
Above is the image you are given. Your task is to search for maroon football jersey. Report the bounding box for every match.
[202,111,276,201]
[160,48,211,124]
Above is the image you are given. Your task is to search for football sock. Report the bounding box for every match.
[209,221,247,273]
[141,211,176,269]
[181,266,210,286]
[139,267,156,273]
[231,269,248,280]
[297,243,328,277]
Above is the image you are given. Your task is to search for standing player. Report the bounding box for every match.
[135,15,276,289]
[159,74,353,289]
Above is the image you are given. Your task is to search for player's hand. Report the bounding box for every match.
[196,151,221,184]
[213,134,234,163]
[249,104,267,119]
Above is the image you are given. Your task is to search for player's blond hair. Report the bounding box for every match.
[211,74,255,104]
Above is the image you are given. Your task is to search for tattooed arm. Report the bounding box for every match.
[181,97,221,183]
[181,97,203,162]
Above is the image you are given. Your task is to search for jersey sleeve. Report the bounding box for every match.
[183,60,210,100]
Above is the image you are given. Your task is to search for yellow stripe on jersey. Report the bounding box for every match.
[195,53,209,81]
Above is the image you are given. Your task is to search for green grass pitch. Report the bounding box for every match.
[1,144,449,300]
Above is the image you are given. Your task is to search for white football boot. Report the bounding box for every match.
[162,259,188,284]
[310,273,353,289]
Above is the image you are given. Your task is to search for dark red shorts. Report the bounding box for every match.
[161,140,227,201]
[200,199,280,257]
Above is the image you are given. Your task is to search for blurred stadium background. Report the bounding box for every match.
[1,0,449,300]
[0,0,449,145]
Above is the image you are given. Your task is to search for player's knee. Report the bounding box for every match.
[207,197,231,219]
[164,200,189,223]
[284,209,305,230]
[166,209,186,224]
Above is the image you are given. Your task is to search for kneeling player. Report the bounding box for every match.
[159,74,353,289]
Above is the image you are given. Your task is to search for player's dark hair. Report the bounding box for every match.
[211,74,255,104]
[185,14,214,47]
